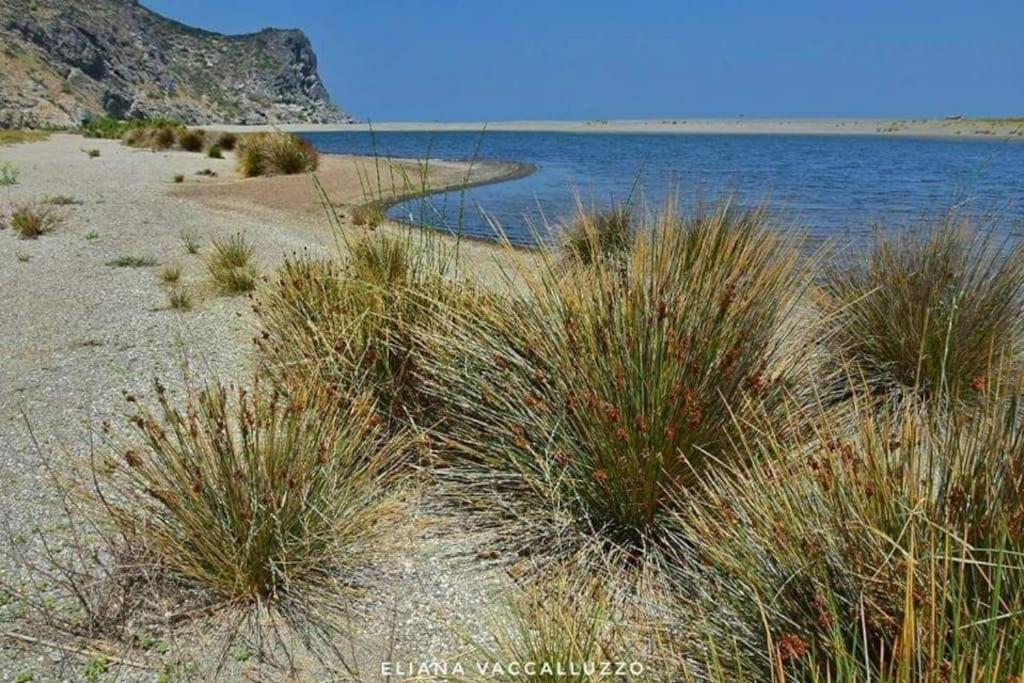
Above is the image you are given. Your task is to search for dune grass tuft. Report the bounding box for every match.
[216,132,238,151]
[166,286,193,311]
[94,379,401,607]
[415,200,814,558]
[237,133,319,178]
[820,216,1024,400]
[666,387,1024,681]
[351,201,388,228]
[107,255,157,268]
[256,229,460,432]
[159,264,181,284]
[207,144,223,160]
[180,228,201,255]
[207,233,258,294]
[559,203,634,266]
[177,129,206,153]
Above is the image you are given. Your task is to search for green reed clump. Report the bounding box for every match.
[207,233,258,294]
[559,203,634,266]
[95,380,400,604]
[255,229,460,432]
[207,144,223,159]
[820,217,1024,400]
[664,390,1024,681]
[237,133,319,178]
[415,200,814,556]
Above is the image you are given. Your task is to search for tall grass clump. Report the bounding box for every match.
[664,388,1024,681]
[207,233,258,294]
[237,133,319,178]
[820,217,1024,401]
[255,229,459,432]
[559,203,634,266]
[94,379,401,607]
[416,200,815,557]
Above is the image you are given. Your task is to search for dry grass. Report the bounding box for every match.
[166,286,193,310]
[159,264,182,284]
[216,132,238,151]
[0,129,50,146]
[178,129,206,153]
[10,203,62,239]
[558,203,634,266]
[351,201,388,228]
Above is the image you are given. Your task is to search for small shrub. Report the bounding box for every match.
[0,162,19,186]
[85,231,99,240]
[351,201,387,228]
[207,233,258,294]
[178,129,206,153]
[237,133,318,178]
[85,148,101,158]
[10,204,62,239]
[216,132,238,151]
[196,168,217,177]
[207,144,223,159]
[154,126,177,150]
[180,229,201,255]
[820,217,1024,400]
[93,380,400,610]
[173,174,185,184]
[107,255,157,268]
[559,203,634,266]
[159,264,181,284]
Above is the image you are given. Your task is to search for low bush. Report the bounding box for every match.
[207,233,258,294]
[207,144,223,159]
[820,217,1024,400]
[237,133,319,177]
[415,200,814,558]
[255,230,459,432]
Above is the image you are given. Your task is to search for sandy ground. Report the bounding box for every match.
[0,134,524,681]
[209,117,1024,140]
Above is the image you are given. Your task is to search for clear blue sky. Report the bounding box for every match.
[142,0,1023,122]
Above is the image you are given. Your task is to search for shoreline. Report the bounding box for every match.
[204,117,1024,141]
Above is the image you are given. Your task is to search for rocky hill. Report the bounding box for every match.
[0,0,351,128]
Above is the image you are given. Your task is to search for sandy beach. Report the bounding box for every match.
[208,117,1024,140]
[0,133,524,679]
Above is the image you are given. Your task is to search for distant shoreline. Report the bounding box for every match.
[205,117,1024,140]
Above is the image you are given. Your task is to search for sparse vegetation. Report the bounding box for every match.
[207,144,223,159]
[173,174,185,183]
[237,132,319,177]
[195,168,217,177]
[159,264,181,284]
[0,129,50,146]
[207,233,258,294]
[351,200,388,228]
[10,203,62,239]
[180,228,201,254]
[42,194,82,206]
[107,255,158,268]
[85,148,101,158]
[166,286,193,310]
[0,161,19,186]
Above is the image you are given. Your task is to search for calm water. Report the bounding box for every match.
[304,131,1024,246]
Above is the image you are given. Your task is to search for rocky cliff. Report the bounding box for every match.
[0,0,351,128]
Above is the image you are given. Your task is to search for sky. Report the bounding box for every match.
[142,0,1024,122]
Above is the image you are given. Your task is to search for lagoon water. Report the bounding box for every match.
[304,130,1024,246]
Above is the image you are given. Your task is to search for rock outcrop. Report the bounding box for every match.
[0,0,352,128]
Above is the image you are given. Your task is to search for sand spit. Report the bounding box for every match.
[208,117,1024,140]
